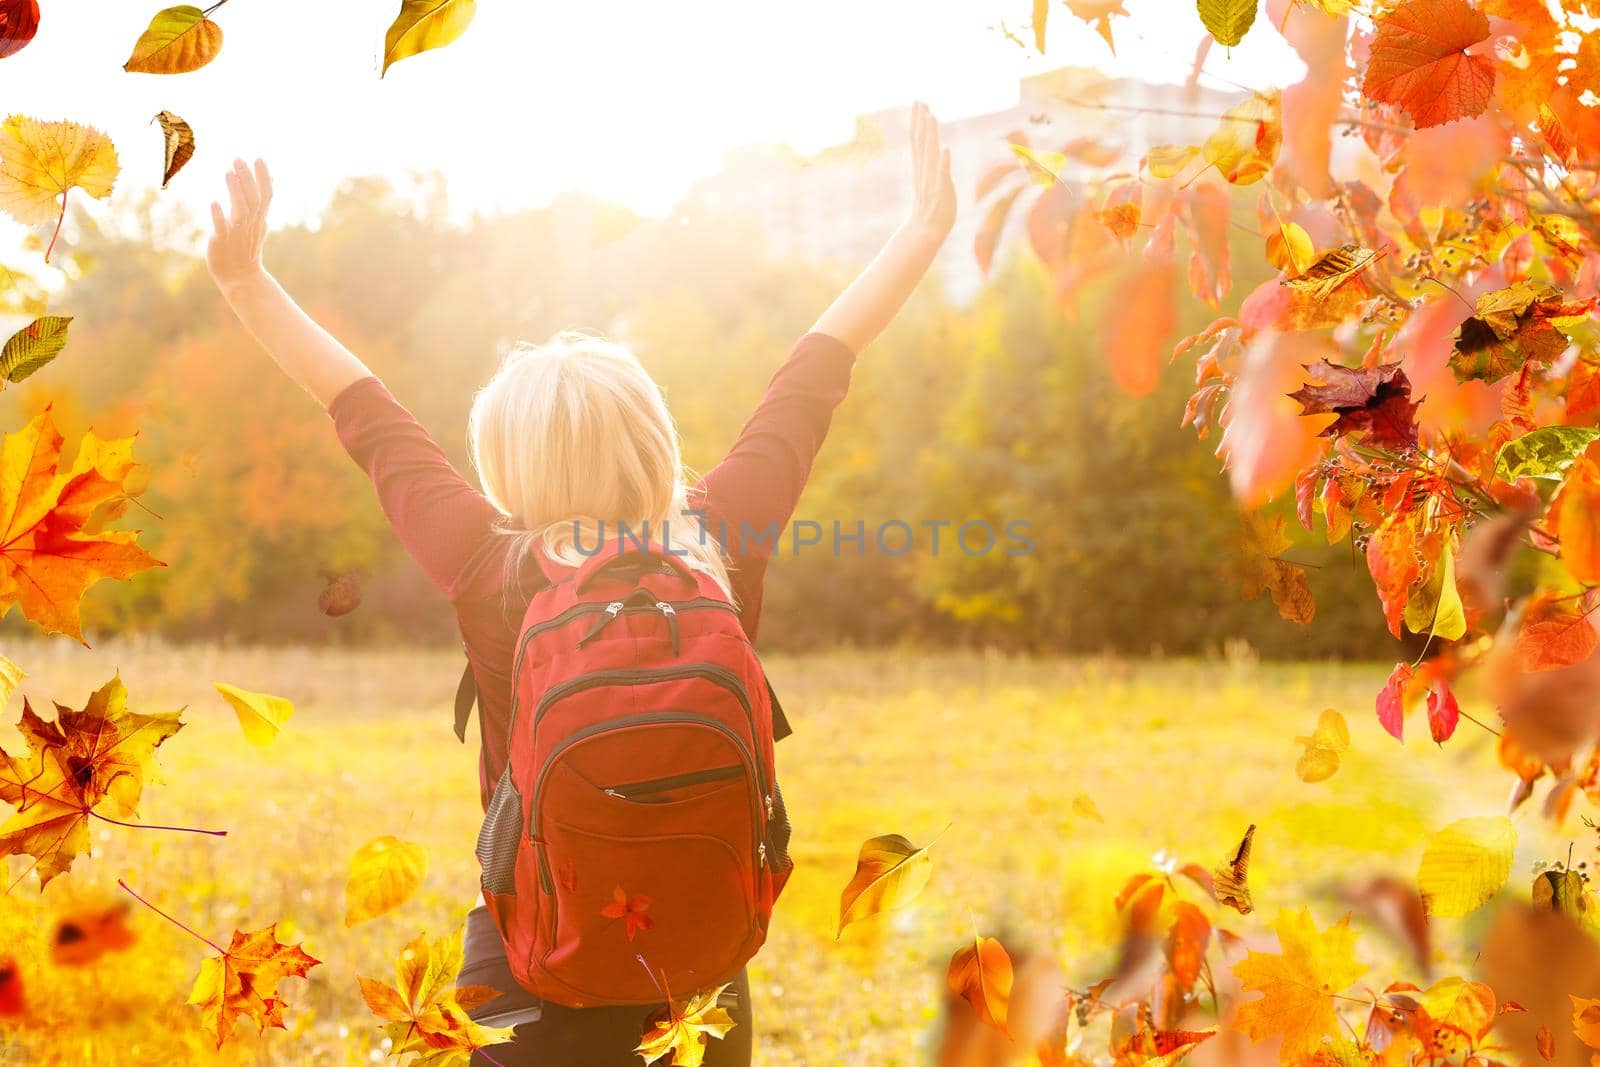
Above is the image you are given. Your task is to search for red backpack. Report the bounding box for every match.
[474,538,792,1007]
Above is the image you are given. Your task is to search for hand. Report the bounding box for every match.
[906,101,955,239]
[207,158,273,293]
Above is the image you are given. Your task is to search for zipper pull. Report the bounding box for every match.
[577,601,626,648]
[604,788,626,799]
[657,601,681,655]
[765,793,775,819]
[758,843,767,867]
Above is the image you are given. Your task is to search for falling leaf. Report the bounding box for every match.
[0,676,184,888]
[0,0,37,60]
[600,885,655,942]
[51,895,136,965]
[189,923,320,1047]
[1202,93,1281,185]
[1495,426,1600,482]
[1236,510,1314,625]
[1573,995,1600,1049]
[154,111,195,189]
[1283,245,1379,302]
[1418,975,1497,1046]
[948,934,1013,1037]
[635,982,737,1067]
[318,571,362,616]
[124,6,223,74]
[1071,794,1104,822]
[1295,709,1349,782]
[0,653,20,709]
[1362,0,1494,129]
[1198,0,1257,48]
[213,682,294,746]
[383,0,478,77]
[1538,1022,1556,1060]
[1289,360,1419,450]
[1452,282,1591,383]
[1417,816,1516,917]
[1232,908,1365,1062]
[1214,824,1256,915]
[0,956,22,1017]
[359,928,511,1062]
[1009,144,1069,186]
[837,832,937,937]
[0,315,68,386]
[0,116,119,262]
[1146,144,1200,179]
[1064,0,1128,51]
[1533,866,1590,920]
[344,835,428,927]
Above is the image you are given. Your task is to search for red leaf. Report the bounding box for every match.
[1362,0,1494,129]
[1515,591,1600,672]
[1377,661,1415,741]
[1427,680,1461,743]
[1289,360,1420,450]
[0,956,22,1017]
[0,0,38,60]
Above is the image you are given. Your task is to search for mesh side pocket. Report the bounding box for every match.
[766,778,794,876]
[476,770,522,897]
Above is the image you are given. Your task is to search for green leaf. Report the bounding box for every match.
[0,315,70,384]
[382,0,477,77]
[1494,426,1600,482]
[1198,0,1258,47]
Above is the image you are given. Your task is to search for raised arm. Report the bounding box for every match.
[206,159,372,408]
[809,101,956,352]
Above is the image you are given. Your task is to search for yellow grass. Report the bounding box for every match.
[0,643,1553,1065]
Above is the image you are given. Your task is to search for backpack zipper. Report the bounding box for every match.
[505,598,737,736]
[526,663,765,795]
[603,763,743,800]
[529,712,764,897]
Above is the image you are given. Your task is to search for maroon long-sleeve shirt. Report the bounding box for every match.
[330,332,856,804]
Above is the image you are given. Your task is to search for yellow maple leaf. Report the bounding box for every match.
[0,116,118,261]
[188,923,320,1047]
[0,409,162,642]
[0,675,183,888]
[358,927,511,1062]
[635,983,737,1067]
[1231,908,1365,1062]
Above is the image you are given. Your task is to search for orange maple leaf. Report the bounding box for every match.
[358,927,512,1062]
[601,885,656,942]
[1230,908,1365,1061]
[0,409,161,642]
[1362,0,1494,129]
[188,923,320,1047]
[0,674,184,888]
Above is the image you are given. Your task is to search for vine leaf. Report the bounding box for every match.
[1362,0,1494,129]
[0,115,118,262]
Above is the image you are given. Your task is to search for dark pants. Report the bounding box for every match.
[462,906,754,1066]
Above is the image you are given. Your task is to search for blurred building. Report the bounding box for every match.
[680,67,1242,300]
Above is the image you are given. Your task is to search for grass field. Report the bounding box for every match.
[0,644,1551,1065]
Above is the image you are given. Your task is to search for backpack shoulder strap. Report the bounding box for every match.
[453,659,478,743]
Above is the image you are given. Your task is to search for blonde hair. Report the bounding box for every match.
[467,330,733,602]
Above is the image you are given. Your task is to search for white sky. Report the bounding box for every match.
[0,0,1305,233]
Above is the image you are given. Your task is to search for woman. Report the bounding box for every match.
[205,104,955,1064]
